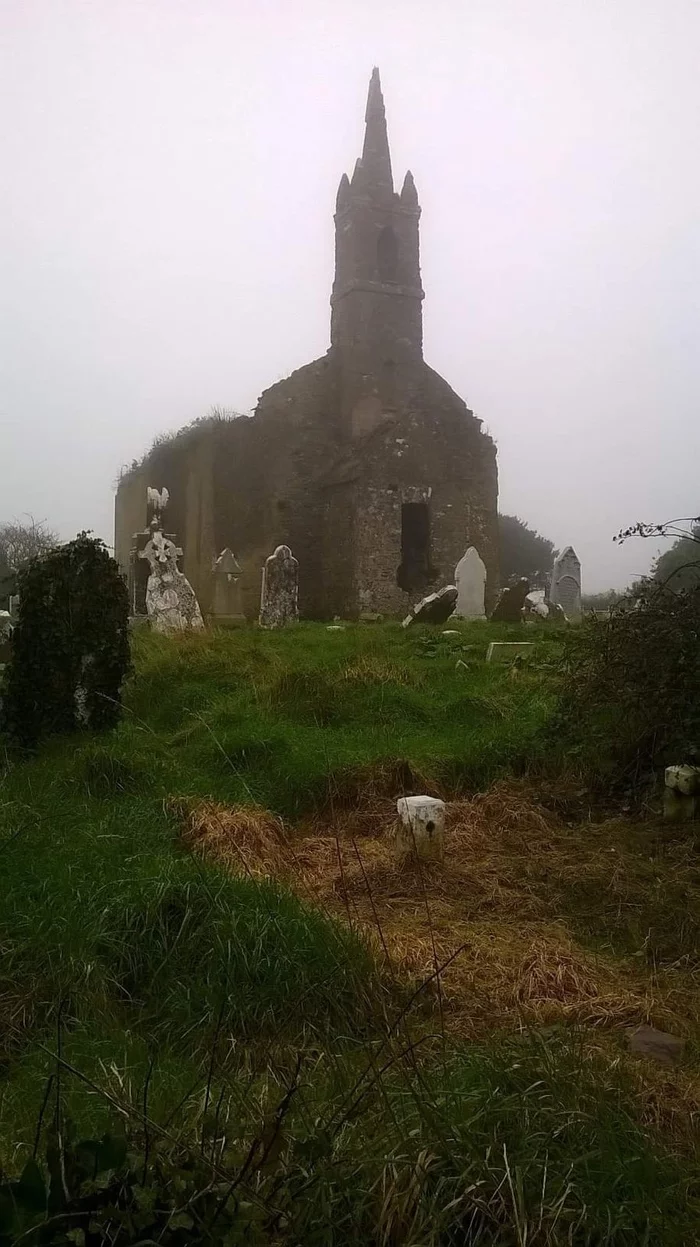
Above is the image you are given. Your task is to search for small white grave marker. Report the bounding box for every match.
[396,795,445,862]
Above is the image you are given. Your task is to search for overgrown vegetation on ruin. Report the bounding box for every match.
[117,407,247,484]
[1,621,699,1243]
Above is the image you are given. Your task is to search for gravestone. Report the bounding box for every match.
[140,524,204,633]
[128,487,182,619]
[402,585,458,628]
[550,547,582,621]
[490,578,530,623]
[0,610,12,668]
[396,795,445,863]
[486,641,535,664]
[259,545,299,628]
[524,590,567,623]
[211,548,244,624]
[454,547,487,620]
[9,595,20,622]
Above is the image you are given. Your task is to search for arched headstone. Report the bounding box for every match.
[259,545,299,628]
[550,547,582,620]
[454,547,487,620]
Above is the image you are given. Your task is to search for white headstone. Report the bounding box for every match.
[550,547,582,620]
[454,547,487,620]
[259,545,299,628]
[396,795,445,862]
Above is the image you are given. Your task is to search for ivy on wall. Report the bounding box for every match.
[2,533,130,747]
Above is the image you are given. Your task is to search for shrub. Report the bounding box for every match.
[1,534,130,747]
[555,581,700,790]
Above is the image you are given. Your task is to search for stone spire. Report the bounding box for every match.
[360,67,393,199]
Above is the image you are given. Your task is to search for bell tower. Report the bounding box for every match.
[330,68,424,362]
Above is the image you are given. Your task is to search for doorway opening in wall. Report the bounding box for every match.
[397,502,439,593]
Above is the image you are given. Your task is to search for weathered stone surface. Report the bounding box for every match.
[211,547,244,622]
[402,585,458,628]
[0,610,12,640]
[550,547,582,620]
[396,795,445,862]
[114,71,499,622]
[141,527,204,633]
[8,595,20,622]
[490,579,530,622]
[259,545,299,628]
[486,641,535,664]
[454,546,487,620]
[524,591,567,623]
[665,764,700,795]
[628,1024,684,1065]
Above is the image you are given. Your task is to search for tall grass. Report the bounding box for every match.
[1,623,699,1241]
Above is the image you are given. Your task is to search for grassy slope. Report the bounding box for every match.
[1,622,698,1243]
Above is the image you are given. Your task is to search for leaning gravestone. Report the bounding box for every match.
[454,547,487,620]
[550,547,582,621]
[259,545,299,628]
[402,585,458,628]
[140,523,204,634]
[0,534,130,746]
[490,578,530,623]
[211,548,244,624]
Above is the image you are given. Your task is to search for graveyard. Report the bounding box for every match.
[1,41,699,1246]
[1,597,700,1243]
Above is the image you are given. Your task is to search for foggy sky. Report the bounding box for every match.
[2,0,699,591]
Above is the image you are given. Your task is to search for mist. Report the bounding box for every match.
[2,0,698,591]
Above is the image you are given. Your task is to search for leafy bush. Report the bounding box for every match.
[1,534,130,747]
[555,581,700,789]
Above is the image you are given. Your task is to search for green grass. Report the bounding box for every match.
[121,621,559,814]
[1,621,699,1243]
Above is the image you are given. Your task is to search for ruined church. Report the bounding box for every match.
[115,69,499,619]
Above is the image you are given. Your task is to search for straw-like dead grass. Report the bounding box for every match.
[174,781,700,1047]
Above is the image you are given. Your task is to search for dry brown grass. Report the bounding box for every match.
[174,780,700,1044]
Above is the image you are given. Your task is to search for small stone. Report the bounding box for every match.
[628,1024,684,1065]
[486,641,535,664]
[396,795,445,862]
[326,625,345,631]
[441,629,460,636]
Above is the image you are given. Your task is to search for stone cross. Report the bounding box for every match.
[454,546,487,620]
[550,547,582,620]
[211,548,244,622]
[259,545,299,628]
[139,523,204,633]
